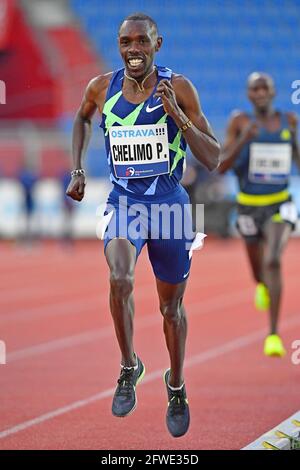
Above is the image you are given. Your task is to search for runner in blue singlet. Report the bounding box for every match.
[67,13,220,437]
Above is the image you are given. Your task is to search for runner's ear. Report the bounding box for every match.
[155,36,163,51]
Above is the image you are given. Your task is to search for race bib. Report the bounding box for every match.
[109,124,169,179]
[249,143,292,184]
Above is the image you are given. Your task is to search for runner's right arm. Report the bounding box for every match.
[218,113,258,174]
[66,75,110,201]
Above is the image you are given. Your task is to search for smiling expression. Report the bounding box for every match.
[118,20,162,80]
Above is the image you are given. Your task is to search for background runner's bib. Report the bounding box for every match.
[249,143,292,184]
[109,124,169,179]
[233,113,293,195]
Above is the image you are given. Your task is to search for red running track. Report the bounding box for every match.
[0,238,299,450]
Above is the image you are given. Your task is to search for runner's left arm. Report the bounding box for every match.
[155,77,220,171]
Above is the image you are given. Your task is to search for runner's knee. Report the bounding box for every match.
[110,270,134,298]
[160,297,184,324]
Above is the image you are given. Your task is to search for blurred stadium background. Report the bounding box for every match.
[0,0,299,241]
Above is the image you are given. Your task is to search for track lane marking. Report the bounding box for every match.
[0,314,299,440]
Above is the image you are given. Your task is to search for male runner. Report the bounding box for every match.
[67,13,220,437]
[219,72,299,357]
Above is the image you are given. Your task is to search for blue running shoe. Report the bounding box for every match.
[164,369,190,437]
[112,356,145,417]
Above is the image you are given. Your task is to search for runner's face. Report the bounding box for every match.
[118,20,161,79]
[248,78,275,111]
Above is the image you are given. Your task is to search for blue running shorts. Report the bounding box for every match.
[102,184,196,284]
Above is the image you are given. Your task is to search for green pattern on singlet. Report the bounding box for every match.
[103,91,169,133]
[169,131,186,176]
[103,92,144,135]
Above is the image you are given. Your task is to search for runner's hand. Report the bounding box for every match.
[240,121,259,143]
[154,80,180,118]
[66,175,86,201]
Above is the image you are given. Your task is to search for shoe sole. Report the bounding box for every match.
[264,350,286,358]
[112,363,146,418]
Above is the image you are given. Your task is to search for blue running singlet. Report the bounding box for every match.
[100,66,186,196]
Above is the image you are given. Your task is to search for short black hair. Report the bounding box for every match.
[247,72,275,90]
[119,12,158,35]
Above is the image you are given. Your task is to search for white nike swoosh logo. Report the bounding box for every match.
[145,103,164,113]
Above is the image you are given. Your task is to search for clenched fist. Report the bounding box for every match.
[66,175,86,201]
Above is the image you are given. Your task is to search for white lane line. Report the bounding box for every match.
[0,314,299,441]
[7,288,254,362]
